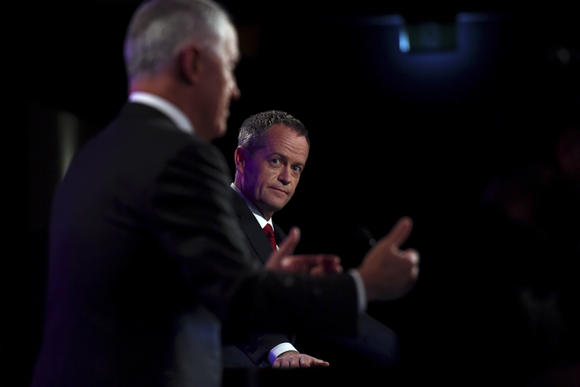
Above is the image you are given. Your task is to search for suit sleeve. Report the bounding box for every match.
[148,140,359,338]
[235,333,291,365]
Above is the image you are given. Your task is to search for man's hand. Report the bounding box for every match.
[356,216,419,301]
[272,350,330,368]
[265,227,343,275]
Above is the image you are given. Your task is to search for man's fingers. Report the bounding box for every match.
[308,356,329,367]
[407,249,419,265]
[276,227,300,257]
[314,255,342,275]
[266,227,300,270]
[280,257,304,272]
[384,216,413,248]
[280,254,342,274]
[322,255,342,272]
[406,248,420,279]
[275,354,330,368]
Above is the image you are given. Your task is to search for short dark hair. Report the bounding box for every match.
[237,110,309,153]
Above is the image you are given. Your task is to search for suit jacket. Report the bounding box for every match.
[30,103,358,387]
[231,190,287,266]
[223,191,291,366]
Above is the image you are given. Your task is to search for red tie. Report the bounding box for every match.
[263,224,277,251]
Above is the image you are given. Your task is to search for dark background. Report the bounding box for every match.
[21,1,579,386]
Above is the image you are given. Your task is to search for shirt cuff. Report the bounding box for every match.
[348,269,367,313]
[268,342,298,365]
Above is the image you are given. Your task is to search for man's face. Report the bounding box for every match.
[238,124,309,219]
[196,20,240,141]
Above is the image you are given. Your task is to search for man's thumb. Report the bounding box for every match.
[265,227,300,270]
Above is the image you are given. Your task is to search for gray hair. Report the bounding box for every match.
[238,110,310,153]
[124,0,230,80]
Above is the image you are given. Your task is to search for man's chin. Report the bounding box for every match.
[266,201,287,214]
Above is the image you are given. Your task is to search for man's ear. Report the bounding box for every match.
[234,146,248,174]
[177,45,202,85]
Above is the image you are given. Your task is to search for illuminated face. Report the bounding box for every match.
[236,124,309,220]
[195,20,240,141]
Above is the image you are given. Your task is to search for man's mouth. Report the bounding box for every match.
[269,186,288,195]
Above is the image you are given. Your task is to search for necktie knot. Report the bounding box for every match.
[263,224,277,251]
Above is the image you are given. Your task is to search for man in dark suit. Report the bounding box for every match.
[30,1,420,386]
[224,110,401,369]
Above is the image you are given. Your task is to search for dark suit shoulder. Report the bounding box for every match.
[231,190,254,220]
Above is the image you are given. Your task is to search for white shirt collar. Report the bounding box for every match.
[230,183,274,230]
[129,92,194,135]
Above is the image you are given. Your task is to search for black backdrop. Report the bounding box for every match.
[21,2,579,386]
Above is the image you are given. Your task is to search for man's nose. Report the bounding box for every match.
[278,167,291,185]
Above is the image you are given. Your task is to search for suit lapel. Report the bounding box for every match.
[274,226,286,246]
[231,192,274,265]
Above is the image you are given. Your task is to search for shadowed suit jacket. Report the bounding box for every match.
[30,102,359,387]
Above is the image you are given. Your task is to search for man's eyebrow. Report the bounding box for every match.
[267,152,286,159]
